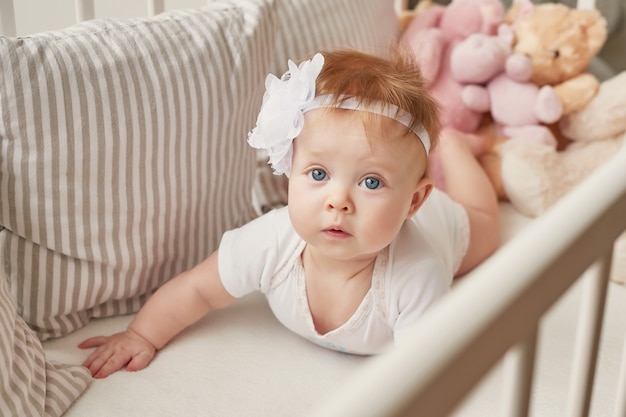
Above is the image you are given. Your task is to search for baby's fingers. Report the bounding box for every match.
[84,348,133,379]
[81,338,113,369]
[82,347,117,377]
[78,336,109,349]
[77,331,156,378]
[93,353,132,379]
[126,350,155,373]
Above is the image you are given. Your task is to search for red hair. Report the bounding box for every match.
[314,48,440,149]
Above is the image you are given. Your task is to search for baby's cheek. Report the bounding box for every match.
[363,210,404,247]
[288,198,315,236]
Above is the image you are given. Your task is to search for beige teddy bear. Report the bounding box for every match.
[500,72,626,284]
[478,0,608,200]
[505,0,608,116]
[486,1,625,283]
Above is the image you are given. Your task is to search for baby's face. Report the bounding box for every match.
[287,108,431,262]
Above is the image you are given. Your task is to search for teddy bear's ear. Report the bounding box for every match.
[571,8,608,56]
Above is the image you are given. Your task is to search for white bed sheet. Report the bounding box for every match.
[42,203,626,417]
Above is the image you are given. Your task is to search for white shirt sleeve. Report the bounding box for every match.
[217,207,301,298]
[414,188,470,274]
[391,188,469,344]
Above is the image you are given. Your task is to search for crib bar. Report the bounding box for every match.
[308,145,626,417]
[512,0,595,9]
[394,0,409,13]
[566,254,612,417]
[615,331,626,417]
[75,0,95,22]
[576,0,596,10]
[148,0,165,16]
[0,0,16,36]
[500,329,538,417]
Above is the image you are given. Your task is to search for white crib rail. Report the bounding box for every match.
[0,0,15,36]
[568,256,612,417]
[0,0,408,36]
[74,0,95,22]
[74,0,168,20]
[308,141,626,417]
[0,0,183,36]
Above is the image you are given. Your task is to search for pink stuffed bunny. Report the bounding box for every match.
[401,0,505,133]
[452,24,563,146]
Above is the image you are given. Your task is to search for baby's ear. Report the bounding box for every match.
[408,178,433,217]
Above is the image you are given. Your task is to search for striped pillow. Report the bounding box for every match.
[0,1,274,339]
[253,0,400,212]
[272,0,399,73]
[0,273,91,416]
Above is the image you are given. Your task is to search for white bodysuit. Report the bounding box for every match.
[217,189,469,355]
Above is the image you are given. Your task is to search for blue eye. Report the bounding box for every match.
[361,177,382,190]
[309,169,327,181]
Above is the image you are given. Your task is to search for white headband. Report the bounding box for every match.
[303,95,430,154]
[247,53,430,176]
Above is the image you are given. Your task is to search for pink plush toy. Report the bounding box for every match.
[452,24,563,146]
[401,0,505,133]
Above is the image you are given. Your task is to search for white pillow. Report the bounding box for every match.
[0,0,274,339]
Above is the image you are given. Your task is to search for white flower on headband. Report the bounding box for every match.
[248,53,325,176]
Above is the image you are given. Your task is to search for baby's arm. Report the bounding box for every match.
[435,128,500,276]
[79,250,236,378]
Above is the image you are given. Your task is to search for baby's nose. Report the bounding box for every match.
[326,188,354,213]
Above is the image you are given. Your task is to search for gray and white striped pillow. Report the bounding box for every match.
[0,273,91,416]
[253,0,400,212]
[0,1,274,339]
[272,0,400,74]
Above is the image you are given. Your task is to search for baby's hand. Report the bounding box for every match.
[78,329,156,379]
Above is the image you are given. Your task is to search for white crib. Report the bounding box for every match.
[313,145,626,417]
[1,1,625,416]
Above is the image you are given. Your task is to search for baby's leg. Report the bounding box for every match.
[428,128,486,191]
[436,127,499,275]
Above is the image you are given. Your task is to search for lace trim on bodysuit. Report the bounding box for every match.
[270,240,306,290]
[294,246,390,338]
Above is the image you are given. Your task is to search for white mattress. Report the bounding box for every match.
[43,203,626,416]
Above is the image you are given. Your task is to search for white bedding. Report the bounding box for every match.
[3,0,622,415]
[42,203,626,416]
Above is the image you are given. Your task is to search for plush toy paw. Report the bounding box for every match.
[535,85,563,124]
[505,53,533,82]
[501,135,625,217]
[553,73,601,115]
[462,84,491,112]
[499,139,563,216]
[559,71,626,142]
[503,125,557,147]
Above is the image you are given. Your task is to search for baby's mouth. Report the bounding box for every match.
[324,226,350,237]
